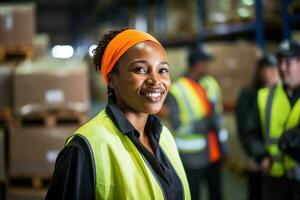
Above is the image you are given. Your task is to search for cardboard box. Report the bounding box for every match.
[207,42,258,105]
[9,125,78,178]
[166,0,198,40]
[6,187,46,200]
[0,63,14,109]
[14,58,90,115]
[0,3,35,47]
[0,129,5,182]
[32,34,50,60]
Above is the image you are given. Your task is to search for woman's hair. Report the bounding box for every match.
[92,28,128,71]
[252,54,277,90]
[92,28,128,98]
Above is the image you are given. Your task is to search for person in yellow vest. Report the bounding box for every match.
[164,44,227,200]
[46,28,191,200]
[244,40,300,200]
[235,54,279,200]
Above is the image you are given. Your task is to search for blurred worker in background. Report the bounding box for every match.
[46,28,191,200]
[164,44,227,200]
[244,40,300,200]
[235,54,279,200]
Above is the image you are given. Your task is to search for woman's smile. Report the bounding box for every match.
[140,87,165,103]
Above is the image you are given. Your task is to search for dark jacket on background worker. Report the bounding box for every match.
[235,54,279,200]
[244,40,300,200]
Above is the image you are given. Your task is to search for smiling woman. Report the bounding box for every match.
[45,28,191,200]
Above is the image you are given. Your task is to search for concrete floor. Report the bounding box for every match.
[197,167,247,200]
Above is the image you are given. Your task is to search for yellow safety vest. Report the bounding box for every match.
[258,84,300,179]
[169,76,225,164]
[67,110,191,200]
[170,77,211,154]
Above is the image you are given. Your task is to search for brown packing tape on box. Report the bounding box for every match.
[0,129,5,182]
[9,125,78,178]
[14,58,90,115]
[6,187,46,200]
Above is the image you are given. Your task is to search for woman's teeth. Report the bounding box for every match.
[145,93,161,98]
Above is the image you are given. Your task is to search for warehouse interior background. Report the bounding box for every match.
[0,0,300,199]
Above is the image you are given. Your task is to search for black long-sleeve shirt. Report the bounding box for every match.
[46,100,184,200]
[244,85,300,163]
[235,87,266,160]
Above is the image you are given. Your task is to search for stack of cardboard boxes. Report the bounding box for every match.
[6,58,90,200]
[0,3,91,199]
[0,5,36,198]
[207,42,258,110]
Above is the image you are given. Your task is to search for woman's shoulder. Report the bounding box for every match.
[77,110,111,131]
[74,110,121,142]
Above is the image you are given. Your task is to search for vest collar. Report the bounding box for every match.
[105,97,162,141]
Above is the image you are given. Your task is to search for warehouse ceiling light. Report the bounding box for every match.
[89,44,97,57]
[242,0,254,6]
[238,8,250,18]
[52,45,74,59]
[214,13,226,23]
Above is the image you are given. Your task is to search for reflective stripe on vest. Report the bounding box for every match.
[175,134,207,153]
[258,84,300,179]
[66,111,191,200]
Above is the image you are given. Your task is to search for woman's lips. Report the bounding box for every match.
[140,89,165,102]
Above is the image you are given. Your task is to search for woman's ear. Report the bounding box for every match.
[107,73,116,89]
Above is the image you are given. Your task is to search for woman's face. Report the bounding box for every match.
[261,66,279,87]
[109,41,170,115]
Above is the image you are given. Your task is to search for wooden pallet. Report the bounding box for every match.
[15,110,88,127]
[0,46,32,62]
[8,176,51,189]
[6,186,47,200]
[0,108,12,127]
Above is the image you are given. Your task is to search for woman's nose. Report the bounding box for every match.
[146,73,161,85]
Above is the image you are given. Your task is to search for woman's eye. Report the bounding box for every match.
[133,66,147,74]
[159,67,169,74]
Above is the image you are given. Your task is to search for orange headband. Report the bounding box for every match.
[101,29,164,84]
